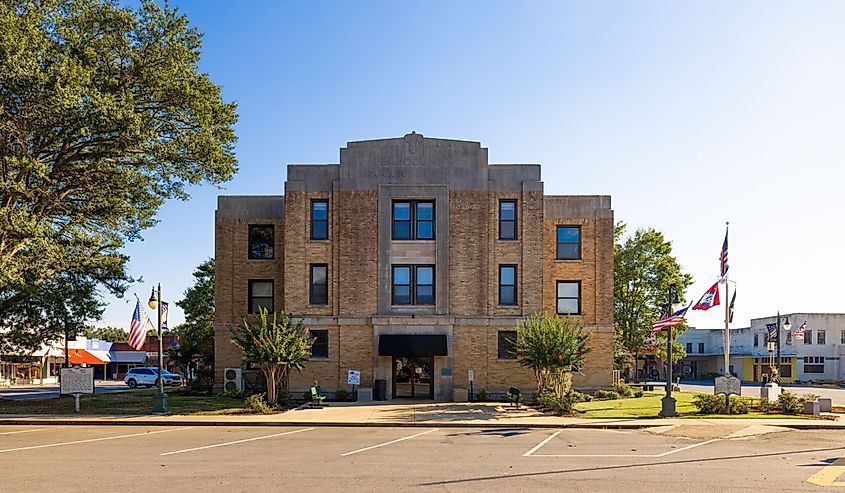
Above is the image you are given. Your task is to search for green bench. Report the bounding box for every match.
[309,386,327,408]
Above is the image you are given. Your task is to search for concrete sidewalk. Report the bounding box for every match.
[0,400,842,429]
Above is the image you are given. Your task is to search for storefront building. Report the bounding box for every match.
[214,133,615,400]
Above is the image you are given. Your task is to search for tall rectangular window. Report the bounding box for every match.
[841,331,845,344]
[498,330,517,359]
[309,264,328,305]
[415,266,435,305]
[311,200,329,240]
[818,330,826,345]
[556,226,581,260]
[499,265,517,306]
[392,201,434,240]
[391,265,434,305]
[499,200,517,240]
[248,280,273,314]
[556,281,581,315]
[686,343,693,353]
[248,225,274,259]
[310,330,329,358]
[392,266,412,305]
[698,343,705,353]
[753,334,759,347]
[804,329,812,345]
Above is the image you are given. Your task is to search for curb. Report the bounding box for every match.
[0,418,841,430]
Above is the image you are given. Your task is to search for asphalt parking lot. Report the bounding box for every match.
[1,424,844,492]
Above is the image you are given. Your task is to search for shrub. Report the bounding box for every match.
[778,391,802,414]
[475,388,491,402]
[594,390,620,400]
[221,389,248,399]
[245,393,272,414]
[534,387,579,415]
[569,390,591,403]
[334,389,351,401]
[692,394,750,414]
[633,389,644,398]
[615,382,634,398]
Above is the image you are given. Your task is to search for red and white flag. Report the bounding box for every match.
[128,300,153,350]
[794,321,807,341]
[692,282,721,311]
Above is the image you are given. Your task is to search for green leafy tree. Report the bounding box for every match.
[167,259,215,380]
[614,223,693,377]
[513,313,591,399]
[230,308,313,405]
[84,326,129,343]
[0,0,238,329]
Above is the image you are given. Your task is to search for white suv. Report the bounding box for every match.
[124,368,182,388]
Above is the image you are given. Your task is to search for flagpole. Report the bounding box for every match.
[723,222,731,414]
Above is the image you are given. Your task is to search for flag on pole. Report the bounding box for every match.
[766,323,778,340]
[692,282,721,311]
[794,320,807,340]
[651,305,690,336]
[719,227,729,281]
[161,301,169,330]
[128,300,147,350]
[728,289,736,323]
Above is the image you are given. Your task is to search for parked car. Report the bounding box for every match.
[124,367,183,388]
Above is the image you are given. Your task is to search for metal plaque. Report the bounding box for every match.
[60,367,94,395]
[714,375,741,396]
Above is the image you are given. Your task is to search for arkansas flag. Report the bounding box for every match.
[692,282,721,311]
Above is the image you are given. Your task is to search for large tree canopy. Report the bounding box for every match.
[0,0,237,351]
[0,0,238,318]
[168,258,214,379]
[614,223,693,376]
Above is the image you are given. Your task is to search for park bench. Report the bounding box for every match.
[507,387,521,409]
[629,383,655,391]
[309,386,327,408]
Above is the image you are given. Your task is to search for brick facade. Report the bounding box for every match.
[214,133,614,400]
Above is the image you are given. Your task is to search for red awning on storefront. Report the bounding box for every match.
[67,349,107,365]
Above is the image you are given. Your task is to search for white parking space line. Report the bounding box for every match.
[523,431,560,457]
[0,428,51,436]
[341,429,439,457]
[654,438,720,457]
[160,427,315,456]
[523,431,721,458]
[0,427,188,454]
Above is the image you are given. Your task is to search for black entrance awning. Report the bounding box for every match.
[378,334,448,357]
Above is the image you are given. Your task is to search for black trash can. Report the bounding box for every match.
[374,379,387,401]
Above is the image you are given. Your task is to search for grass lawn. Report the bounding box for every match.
[0,388,248,416]
[574,391,818,419]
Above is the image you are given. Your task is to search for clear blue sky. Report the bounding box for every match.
[100,1,845,332]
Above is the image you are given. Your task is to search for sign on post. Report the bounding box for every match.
[347,369,361,386]
[714,375,741,396]
[60,367,94,413]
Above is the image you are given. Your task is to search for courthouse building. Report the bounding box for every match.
[214,133,614,400]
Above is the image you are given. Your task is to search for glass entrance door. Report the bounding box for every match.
[393,356,433,399]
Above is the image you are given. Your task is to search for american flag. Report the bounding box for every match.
[650,305,690,335]
[794,320,807,340]
[720,227,729,279]
[128,300,152,350]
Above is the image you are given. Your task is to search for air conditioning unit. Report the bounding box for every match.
[223,368,243,392]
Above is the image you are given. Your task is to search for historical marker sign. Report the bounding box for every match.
[714,375,741,396]
[60,367,94,395]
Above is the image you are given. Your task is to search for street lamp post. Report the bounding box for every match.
[775,312,791,382]
[660,285,682,418]
[148,284,169,414]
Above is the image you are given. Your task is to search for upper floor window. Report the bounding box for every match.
[841,330,845,344]
[818,330,826,345]
[248,225,274,259]
[499,265,517,306]
[698,342,705,353]
[311,200,329,240]
[309,264,328,305]
[248,280,274,314]
[499,200,517,240]
[686,343,693,353]
[392,201,434,240]
[556,281,581,315]
[804,329,813,345]
[391,265,434,305]
[556,226,581,260]
[753,333,759,347]
[497,330,517,359]
[310,330,329,358]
